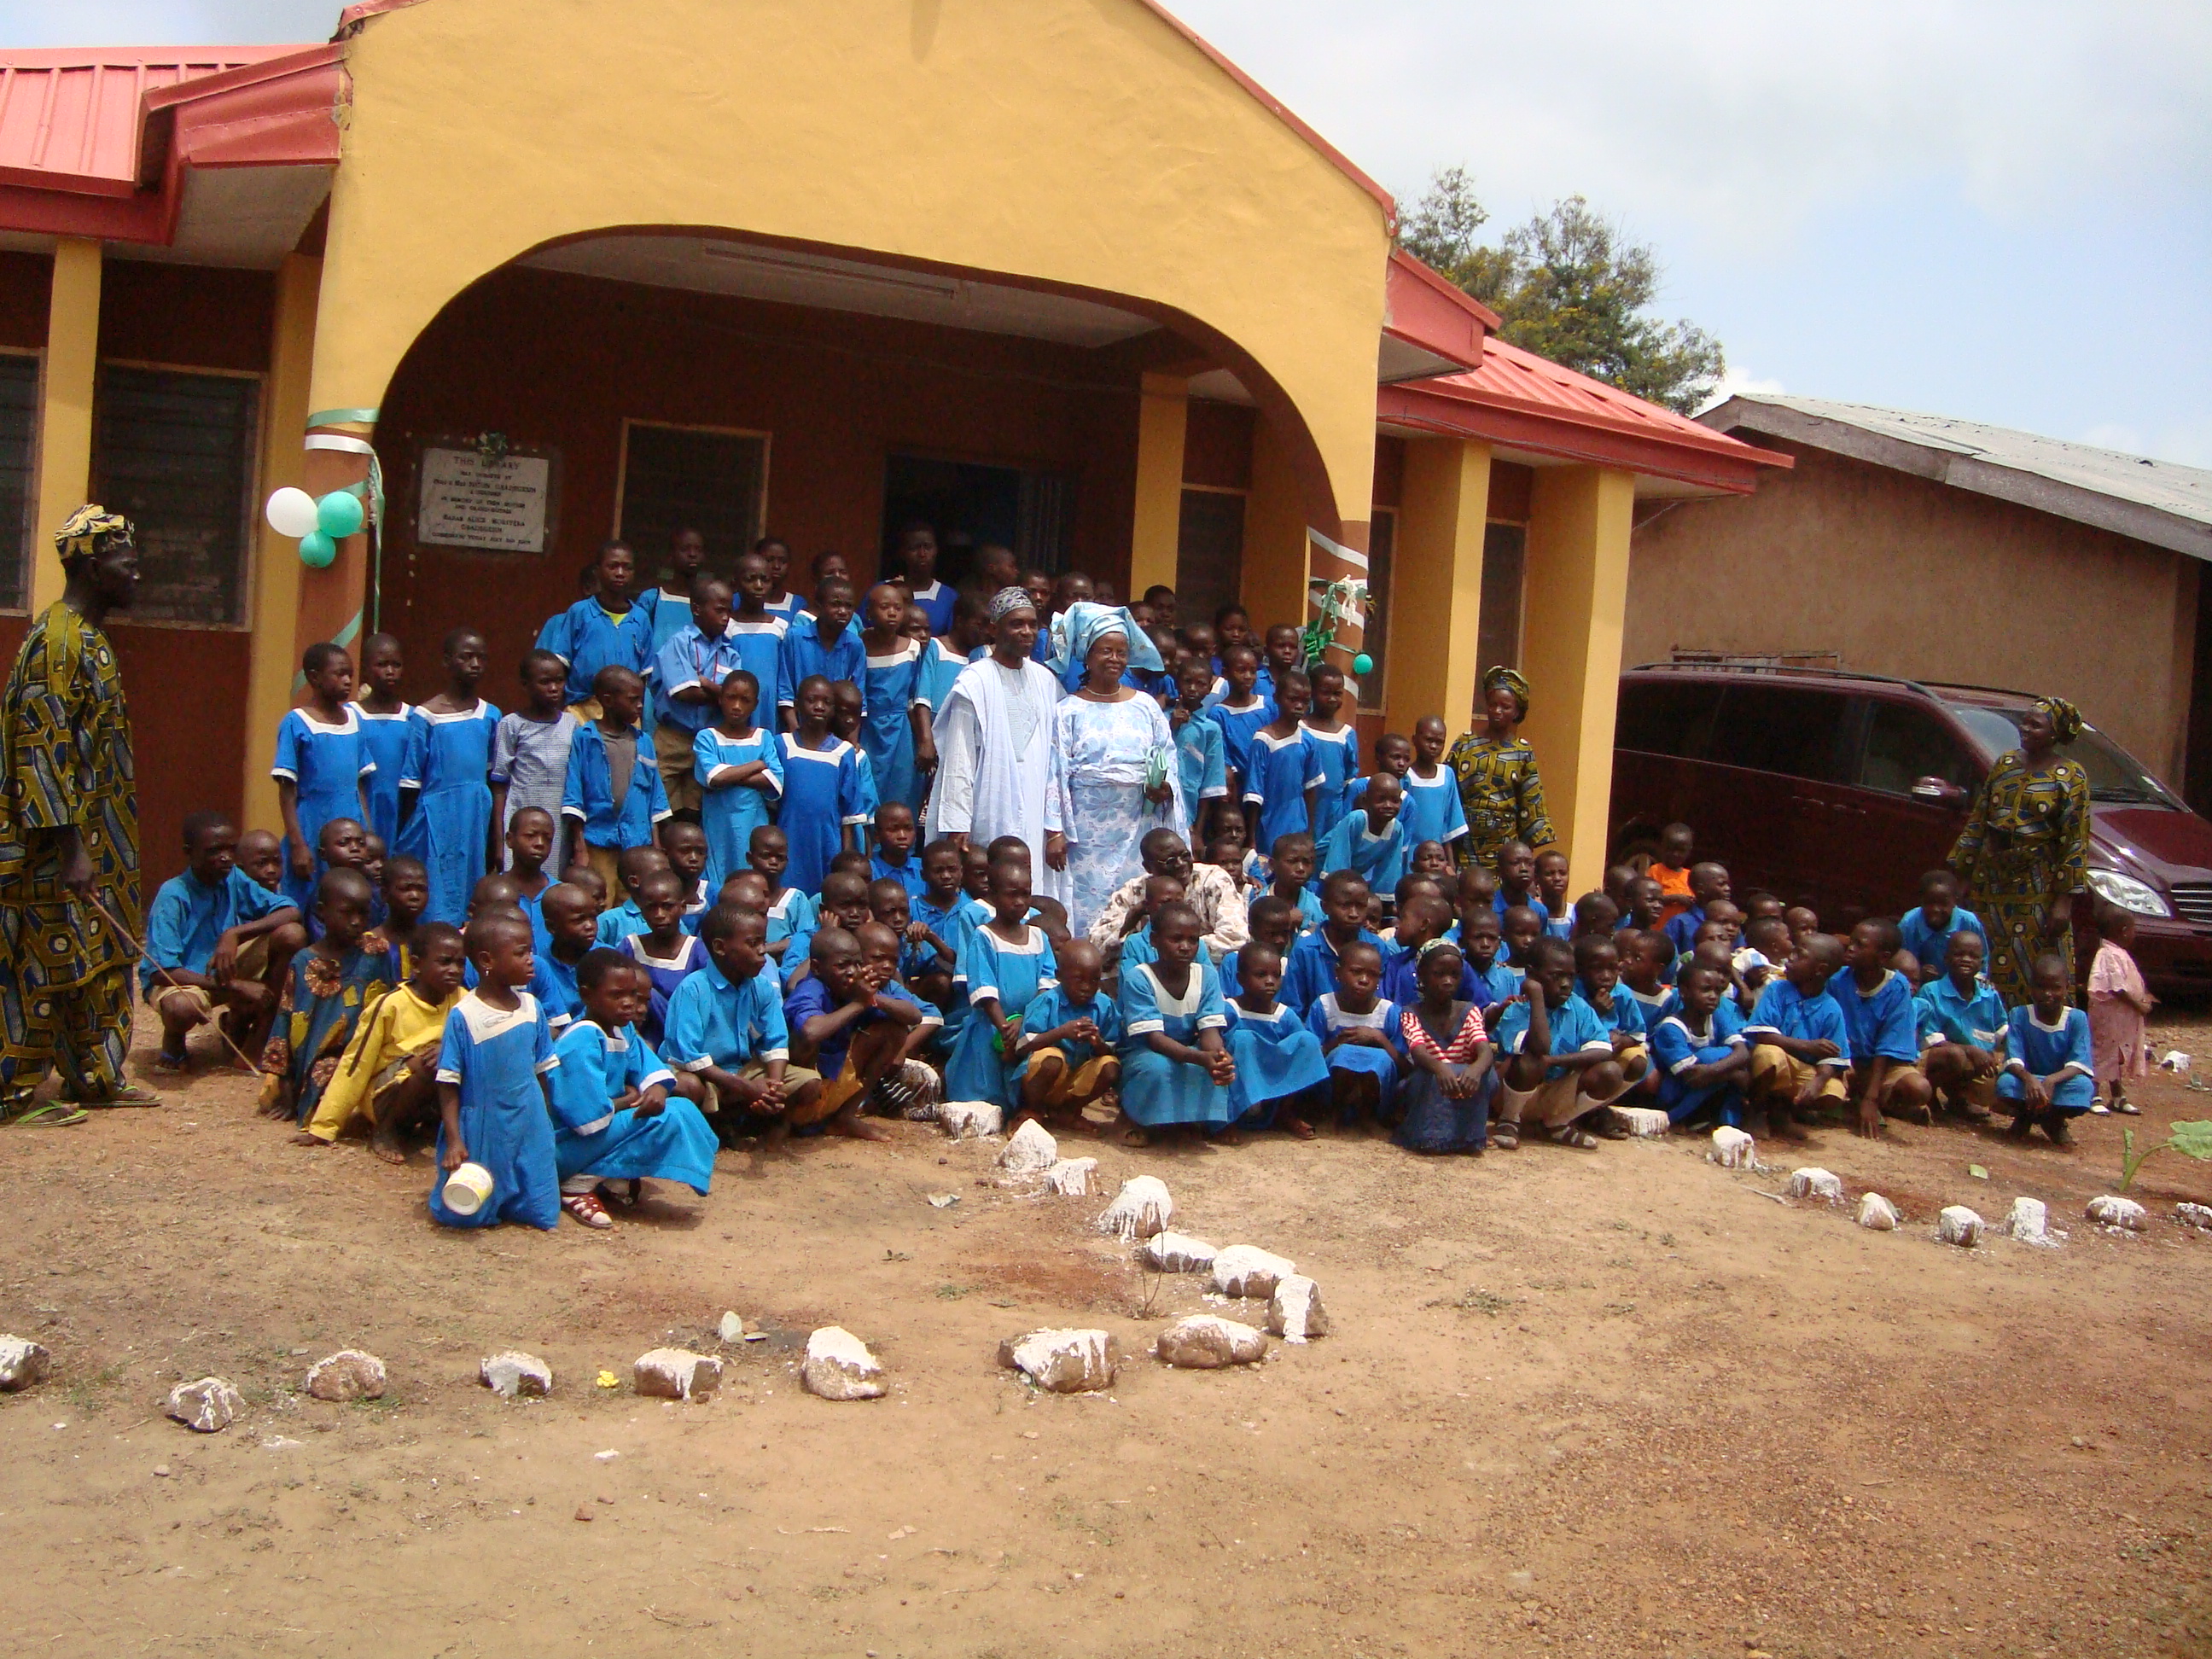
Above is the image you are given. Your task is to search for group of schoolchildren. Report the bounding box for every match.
[136,525,2161,1234]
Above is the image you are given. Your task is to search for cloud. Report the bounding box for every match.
[2081,419,2212,472]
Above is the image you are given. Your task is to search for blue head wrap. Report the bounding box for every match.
[1049,602,1165,693]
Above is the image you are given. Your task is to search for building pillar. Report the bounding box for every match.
[31,239,102,615]
[1518,465,1637,889]
[1240,412,1312,641]
[1385,436,1492,740]
[1128,371,1189,602]
[240,253,324,833]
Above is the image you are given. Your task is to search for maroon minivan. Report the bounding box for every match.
[1610,663,2212,992]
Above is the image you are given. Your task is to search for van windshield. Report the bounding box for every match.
[1946,704,2179,807]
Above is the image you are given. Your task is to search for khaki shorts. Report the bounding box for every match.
[151,984,212,1022]
[655,720,701,815]
[1026,1051,1118,1106]
[713,1058,825,1121]
[1847,1059,1923,1102]
[1499,1068,1630,1127]
[1750,1045,1848,1102]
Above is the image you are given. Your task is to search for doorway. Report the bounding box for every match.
[882,453,1069,588]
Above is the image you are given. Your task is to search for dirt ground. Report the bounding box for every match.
[9,1015,2212,1659]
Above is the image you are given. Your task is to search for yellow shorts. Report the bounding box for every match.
[1025,1050,1118,1106]
[1750,1045,1848,1101]
[1847,1059,1924,1102]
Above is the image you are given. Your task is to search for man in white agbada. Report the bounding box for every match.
[927,588,1066,884]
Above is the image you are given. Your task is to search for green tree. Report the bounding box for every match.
[1400,168,1726,416]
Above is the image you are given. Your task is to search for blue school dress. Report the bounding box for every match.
[712,615,789,715]
[870,850,927,900]
[695,725,783,891]
[914,637,978,725]
[272,707,375,909]
[907,578,958,637]
[1283,925,1384,1016]
[1998,1005,2095,1114]
[1645,1000,1749,1125]
[1916,973,2008,1052]
[646,585,694,655]
[775,733,868,897]
[1118,958,1233,1128]
[1394,766,1469,853]
[1206,697,1272,789]
[1316,810,1411,895]
[354,702,412,848]
[1305,992,1403,1113]
[1243,728,1321,857]
[762,591,805,626]
[765,886,818,965]
[618,931,707,1046]
[654,622,748,746]
[428,991,561,1230]
[537,597,658,708]
[395,702,502,928]
[1225,999,1329,1126]
[1174,713,1230,840]
[945,923,1057,1104]
[547,1018,718,1193]
[1301,723,1359,842]
[1012,986,1122,1083]
[563,720,671,857]
[860,637,925,813]
[778,620,865,712]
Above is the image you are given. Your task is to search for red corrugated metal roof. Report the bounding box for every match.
[0,47,307,196]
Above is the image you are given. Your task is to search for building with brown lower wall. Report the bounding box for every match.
[1630,394,2212,810]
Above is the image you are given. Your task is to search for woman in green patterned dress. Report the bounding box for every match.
[1445,666,1556,873]
[1947,696,2091,1006]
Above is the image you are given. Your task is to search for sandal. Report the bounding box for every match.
[11,1100,88,1126]
[1489,1122,1521,1150]
[1546,1124,1600,1150]
[562,1191,614,1229]
[151,1051,189,1075]
[1592,1110,1630,1141]
[74,1084,162,1109]
[1121,1126,1152,1148]
[2115,1100,2141,1115]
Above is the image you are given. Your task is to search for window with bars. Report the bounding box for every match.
[0,353,39,610]
[91,364,259,626]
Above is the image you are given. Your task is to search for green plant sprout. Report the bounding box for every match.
[2116,1120,2212,1193]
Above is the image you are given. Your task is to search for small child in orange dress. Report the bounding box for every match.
[1649,822,1696,925]
[2087,904,2152,1115]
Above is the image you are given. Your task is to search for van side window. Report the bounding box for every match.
[1705,685,1849,782]
[1614,680,1722,759]
[1859,701,1976,795]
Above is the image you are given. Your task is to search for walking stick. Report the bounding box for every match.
[80,890,264,1074]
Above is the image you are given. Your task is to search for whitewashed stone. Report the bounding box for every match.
[998,1120,1058,1173]
[305,1349,386,1402]
[718,1311,746,1343]
[1709,1126,1756,1168]
[1936,1205,1985,1246]
[940,1100,1004,1139]
[2087,1195,2148,1231]
[1268,1276,1329,1343]
[2175,1202,2212,1231]
[1140,1231,1218,1273]
[1155,1315,1268,1368]
[1211,1245,1296,1300]
[633,1348,722,1401]
[1788,1167,1844,1204]
[0,1334,50,1393]
[802,1327,886,1400]
[1613,1106,1671,1138]
[1856,1192,1901,1231]
[998,1328,1117,1393]
[1097,1175,1174,1241]
[2003,1196,2051,1244]
[479,1350,553,1400]
[166,1377,243,1433]
[1044,1156,1098,1196]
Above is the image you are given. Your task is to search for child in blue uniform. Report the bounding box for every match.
[1206,643,1273,805]
[1917,928,2008,1121]
[395,628,501,928]
[1571,932,1653,1103]
[663,903,827,1143]
[748,825,817,971]
[1400,718,1470,855]
[562,666,669,900]
[1117,900,1236,1144]
[548,951,718,1228]
[615,867,706,1045]
[1172,658,1231,847]
[273,642,375,909]
[353,632,411,848]
[651,576,746,816]
[723,550,793,710]
[869,801,928,899]
[1899,869,1987,986]
[1317,772,1411,896]
[536,538,658,711]
[915,595,989,726]
[695,669,782,892]
[1012,938,1123,1127]
[1743,932,1849,1139]
[143,812,305,1068]
[945,859,1057,1107]
[1648,962,1750,1129]
[259,868,391,1127]
[1494,937,1633,1149]
[779,577,864,722]
[784,925,918,1138]
[646,527,707,656]
[1284,870,1382,1016]
[1242,669,1320,858]
[776,675,870,897]
[429,911,561,1230]
[1830,917,1935,1134]
[858,582,927,812]
[1223,939,1329,1135]
[1999,952,2095,1144]
[1305,939,1400,1131]
[1301,663,1360,844]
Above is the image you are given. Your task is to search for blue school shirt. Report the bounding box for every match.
[654,622,751,738]
[1998,1006,2094,1109]
[778,619,866,710]
[141,866,297,993]
[1743,979,1848,1067]
[870,850,927,900]
[562,721,670,851]
[1243,729,1321,855]
[1492,890,1552,928]
[1662,904,1709,959]
[775,733,869,897]
[1301,723,1359,842]
[1394,765,1469,849]
[644,585,695,654]
[1381,948,1479,1008]
[1017,986,1123,1069]
[718,615,791,716]
[617,930,706,1045]
[1316,810,1411,896]
[1493,990,1615,1083]
[695,725,783,889]
[428,991,561,1230]
[783,973,883,1080]
[1644,1000,1748,1086]
[914,637,978,719]
[765,887,818,957]
[1916,973,2010,1052]
[1825,966,1920,1064]
[536,597,658,707]
[1175,713,1230,835]
[910,891,970,973]
[1899,905,1987,975]
[1205,697,1272,785]
[906,579,957,637]
[662,958,790,1070]
[353,703,412,847]
[1579,984,1647,1039]
[1282,925,1384,1016]
[859,637,925,812]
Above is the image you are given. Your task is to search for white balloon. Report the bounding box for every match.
[265,486,319,539]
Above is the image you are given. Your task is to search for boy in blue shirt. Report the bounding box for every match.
[1917,928,2008,1121]
[143,812,306,1070]
[536,538,657,711]
[1172,658,1231,846]
[1493,937,1631,1149]
[784,926,920,1140]
[1743,932,1849,1140]
[662,903,824,1146]
[777,576,865,726]
[651,576,746,816]
[1999,952,2095,1145]
[1899,870,1986,987]
[1662,863,1733,958]
[1316,773,1411,897]
[1284,870,1382,1016]
[1013,937,1122,1128]
[1649,961,1750,1128]
[1829,917,1933,1138]
[561,666,670,899]
[1572,932,1654,1101]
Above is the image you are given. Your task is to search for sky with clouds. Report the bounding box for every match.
[10,0,2209,464]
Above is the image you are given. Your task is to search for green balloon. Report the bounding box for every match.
[1353,652,1375,676]
[315,489,364,538]
[298,530,338,569]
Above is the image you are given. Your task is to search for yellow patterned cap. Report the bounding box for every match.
[55,504,132,564]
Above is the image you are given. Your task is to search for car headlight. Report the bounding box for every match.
[2088,868,2170,917]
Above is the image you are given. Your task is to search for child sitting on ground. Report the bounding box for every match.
[561,664,669,899]
[1534,850,1573,938]
[1916,928,2006,1122]
[237,828,285,894]
[1223,939,1330,1138]
[1267,832,1325,928]
[1013,938,1123,1128]
[852,920,943,1118]
[786,928,917,1142]
[548,952,719,1228]
[258,867,389,1127]
[1114,873,1195,971]
[1380,894,1468,1006]
[1615,929,1673,1024]
[1492,936,1632,1149]
[1116,900,1237,1146]
[1649,963,1750,1129]
[595,844,675,944]
[661,818,712,921]
[945,858,1057,1109]
[1458,905,1521,1026]
[747,825,816,965]
[300,920,467,1160]
[2087,905,2153,1115]
[428,911,560,1230]
[1574,933,1654,1101]
[143,812,306,1072]
[905,839,969,1009]
[1831,917,1933,1137]
[1305,939,1400,1136]
[617,867,707,1046]
[1499,904,1546,975]
[1899,870,1985,987]
[1999,952,2096,1145]
[1394,940,1493,1155]
[1284,870,1382,1015]
[1743,932,1849,1141]
[662,903,824,1146]
[533,883,598,1032]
